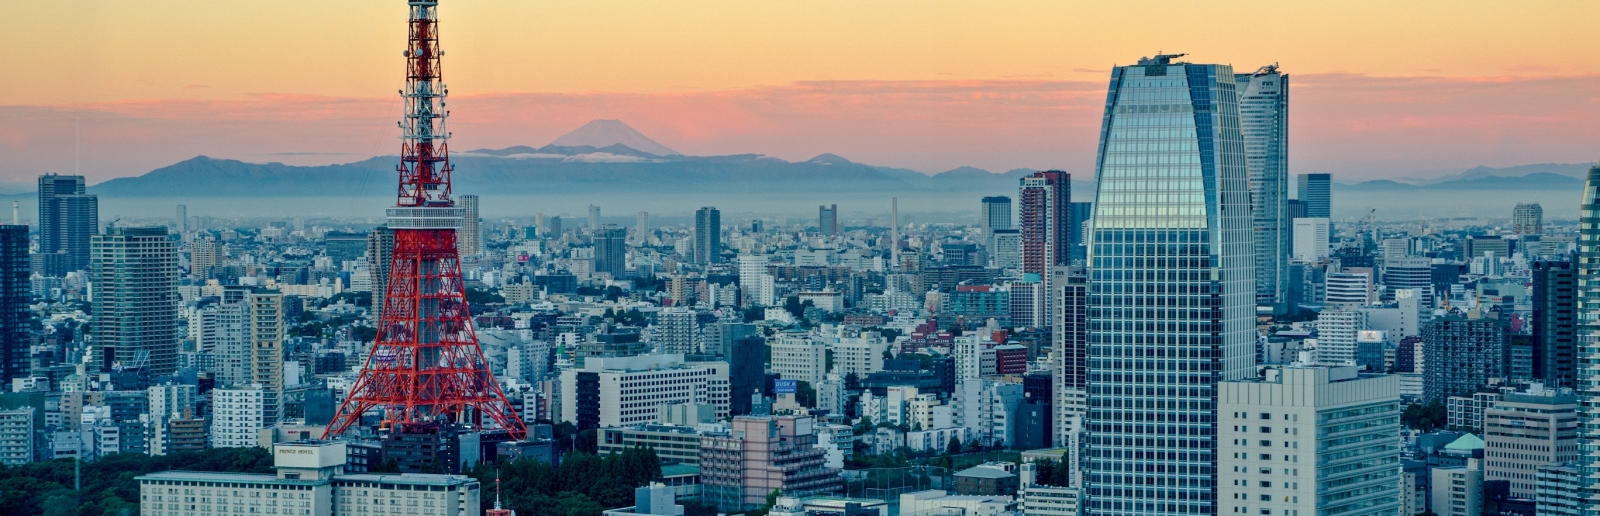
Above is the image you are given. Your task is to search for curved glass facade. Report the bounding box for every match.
[1084,55,1256,516]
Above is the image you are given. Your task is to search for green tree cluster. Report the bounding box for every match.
[466,447,663,516]
[0,447,273,516]
[1029,458,1073,487]
[1403,400,1447,432]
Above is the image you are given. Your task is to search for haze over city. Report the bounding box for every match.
[2,3,1599,516]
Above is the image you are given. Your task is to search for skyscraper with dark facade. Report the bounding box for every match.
[818,204,839,236]
[92,226,179,375]
[38,174,99,273]
[0,226,28,384]
[1083,54,1255,516]
[1421,314,1510,402]
[695,207,722,264]
[367,226,395,317]
[1236,65,1290,311]
[981,196,1013,231]
[1532,261,1577,388]
[1296,173,1331,218]
[594,225,627,277]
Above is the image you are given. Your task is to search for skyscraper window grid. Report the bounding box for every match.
[1084,55,1255,516]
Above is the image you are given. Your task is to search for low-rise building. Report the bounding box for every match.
[900,490,1015,516]
[136,440,483,516]
[1431,455,1484,516]
[560,354,730,429]
[699,415,842,511]
[1020,485,1082,516]
[599,424,707,465]
[951,465,1019,496]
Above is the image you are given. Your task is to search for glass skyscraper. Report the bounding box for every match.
[1296,173,1331,218]
[1575,164,1600,514]
[1236,65,1289,311]
[1084,54,1256,516]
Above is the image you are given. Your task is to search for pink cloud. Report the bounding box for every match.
[0,74,1595,184]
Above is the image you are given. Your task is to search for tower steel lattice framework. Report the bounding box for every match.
[323,0,525,440]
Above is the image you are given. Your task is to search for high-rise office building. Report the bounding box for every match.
[1575,164,1600,507]
[982,196,1013,231]
[1513,202,1544,236]
[1219,367,1401,516]
[588,204,601,230]
[1236,65,1290,310]
[457,194,482,256]
[1292,217,1331,262]
[1532,261,1577,389]
[1083,54,1255,516]
[1483,387,1578,499]
[695,207,722,264]
[91,226,180,375]
[1296,173,1331,218]
[366,226,395,316]
[0,226,27,385]
[1383,256,1435,307]
[38,174,99,273]
[594,225,627,278]
[175,205,187,233]
[819,204,839,236]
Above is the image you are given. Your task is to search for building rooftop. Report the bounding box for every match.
[954,466,1017,479]
[136,471,323,486]
[1444,433,1484,452]
[332,473,476,486]
[661,464,700,478]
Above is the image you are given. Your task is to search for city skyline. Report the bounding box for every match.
[5,1,1599,184]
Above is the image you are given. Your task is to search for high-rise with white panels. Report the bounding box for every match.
[1575,164,1600,514]
[1084,54,1255,516]
[1235,65,1289,311]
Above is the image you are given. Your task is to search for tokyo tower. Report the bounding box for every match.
[323,0,526,440]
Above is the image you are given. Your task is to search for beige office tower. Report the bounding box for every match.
[190,236,221,280]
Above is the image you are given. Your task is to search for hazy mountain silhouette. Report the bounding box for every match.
[547,120,680,156]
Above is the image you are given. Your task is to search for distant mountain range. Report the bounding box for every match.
[83,147,1068,199]
[38,119,1595,201]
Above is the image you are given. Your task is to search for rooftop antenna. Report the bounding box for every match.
[487,469,512,516]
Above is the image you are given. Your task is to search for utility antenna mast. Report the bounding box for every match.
[324,0,526,440]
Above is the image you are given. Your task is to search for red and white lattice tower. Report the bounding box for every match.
[323,0,525,440]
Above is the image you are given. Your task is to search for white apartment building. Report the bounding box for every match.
[1021,485,1083,516]
[0,407,34,465]
[737,255,775,307]
[138,441,482,516]
[953,335,997,383]
[212,384,266,448]
[1313,309,1365,366]
[829,333,886,378]
[559,354,729,428]
[1325,269,1375,308]
[654,308,699,355]
[1220,366,1402,516]
[770,333,827,385]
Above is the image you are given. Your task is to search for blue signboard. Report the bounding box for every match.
[774,379,798,394]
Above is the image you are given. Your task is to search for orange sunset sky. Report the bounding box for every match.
[6,0,1598,184]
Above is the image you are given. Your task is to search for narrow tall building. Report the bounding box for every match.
[249,291,285,426]
[91,226,180,375]
[694,207,722,264]
[1296,173,1331,218]
[1236,65,1290,311]
[594,225,627,278]
[38,174,99,273]
[819,204,839,236]
[635,210,649,244]
[0,226,28,385]
[1532,261,1577,388]
[1019,170,1069,327]
[457,194,482,256]
[1083,54,1255,516]
[1574,164,1600,507]
[366,226,395,316]
[1051,266,1087,460]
